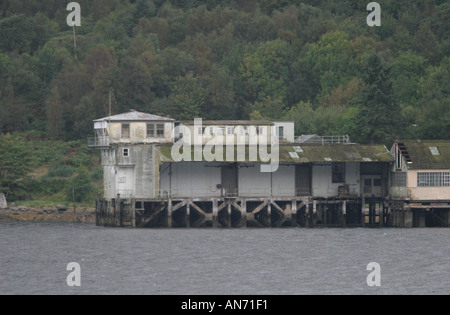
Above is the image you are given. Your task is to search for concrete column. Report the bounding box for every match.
[241,199,247,228]
[212,199,218,228]
[418,209,426,228]
[186,199,191,228]
[167,198,172,228]
[379,203,384,227]
[341,201,347,227]
[291,200,298,227]
[227,202,232,227]
[361,198,365,227]
[404,208,413,228]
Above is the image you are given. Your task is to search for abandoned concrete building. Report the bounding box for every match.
[89,110,450,228]
[389,140,450,227]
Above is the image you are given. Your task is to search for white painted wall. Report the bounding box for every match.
[160,162,222,198]
[272,165,296,197]
[238,166,271,197]
[312,163,361,197]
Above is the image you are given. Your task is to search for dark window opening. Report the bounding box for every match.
[122,123,130,139]
[332,163,346,183]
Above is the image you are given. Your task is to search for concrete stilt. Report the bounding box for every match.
[341,201,347,227]
[186,200,191,228]
[212,199,218,228]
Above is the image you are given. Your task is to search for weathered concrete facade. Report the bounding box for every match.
[90,111,449,228]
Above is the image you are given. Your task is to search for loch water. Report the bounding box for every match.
[0,222,448,295]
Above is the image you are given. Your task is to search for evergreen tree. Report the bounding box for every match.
[351,53,402,145]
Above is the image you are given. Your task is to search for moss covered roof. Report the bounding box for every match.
[398,140,450,170]
[155,143,393,163]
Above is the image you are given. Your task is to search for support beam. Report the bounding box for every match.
[167,198,172,228]
[341,200,346,227]
[212,199,218,228]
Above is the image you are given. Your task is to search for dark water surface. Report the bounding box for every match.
[0,222,448,295]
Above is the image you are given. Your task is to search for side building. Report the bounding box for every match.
[89,110,397,228]
[390,140,450,227]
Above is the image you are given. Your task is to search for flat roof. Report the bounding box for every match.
[94,110,174,122]
[155,143,394,163]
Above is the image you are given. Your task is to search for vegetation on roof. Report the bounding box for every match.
[400,141,450,169]
[156,144,393,163]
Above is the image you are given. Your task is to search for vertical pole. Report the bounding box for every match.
[73,25,77,61]
[379,202,384,227]
[291,200,297,227]
[267,199,272,227]
[342,200,347,227]
[186,199,191,228]
[131,200,136,228]
[167,198,172,228]
[241,199,247,228]
[227,202,232,227]
[361,197,365,227]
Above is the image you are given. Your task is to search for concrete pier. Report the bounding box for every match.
[95,196,434,228]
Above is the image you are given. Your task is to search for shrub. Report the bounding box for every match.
[48,165,74,177]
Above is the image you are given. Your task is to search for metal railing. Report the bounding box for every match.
[296,135,351,145]
[88,136,110,148]
[156,187,312,199]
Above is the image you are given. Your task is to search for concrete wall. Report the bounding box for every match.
[159,162,222,198]
[312,163,361,198]
[238,165,295,197]
[272,122,295,142]
[107,122,174,144]
[407,169,450,200]
[179,124,275,146]
[103,145,157,200]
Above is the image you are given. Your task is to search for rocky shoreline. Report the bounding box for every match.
[0,206,96,223]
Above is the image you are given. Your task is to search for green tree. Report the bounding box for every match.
[415,57,450,139]
[240,39,291,103]
[169,73,206,120]
[351,53,401,145]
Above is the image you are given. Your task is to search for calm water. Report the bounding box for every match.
[0,222,448,295]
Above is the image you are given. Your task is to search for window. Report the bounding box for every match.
[227,127,234,135]
[121,124,130,139]
[332,163,346,183]
[392,172,407,186]
[277,126,284,139]
[418,172,450,187]
[123,148,129,157]
[147,124,155,138]
[374,179,381,187]
[147,124,165,138]
[156,124,164,138]
[216,128,224,136]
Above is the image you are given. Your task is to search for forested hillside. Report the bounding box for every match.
[0,0,449,202]
[1,0,449,142]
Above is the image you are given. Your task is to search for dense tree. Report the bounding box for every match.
[351,53,402,145]
[0,0,447,143]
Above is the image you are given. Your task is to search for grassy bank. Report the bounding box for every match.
[1,132,103,209]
